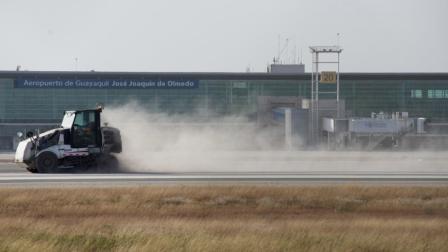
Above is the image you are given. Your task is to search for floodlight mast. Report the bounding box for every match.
[309,46,343,146]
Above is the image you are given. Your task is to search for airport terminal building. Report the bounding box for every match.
[1,70,448,149]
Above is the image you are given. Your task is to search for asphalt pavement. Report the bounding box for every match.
[1,151,448,187]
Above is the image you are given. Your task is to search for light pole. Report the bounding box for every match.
[309,46,343,145]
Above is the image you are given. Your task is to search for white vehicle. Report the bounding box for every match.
[15,108,122,173]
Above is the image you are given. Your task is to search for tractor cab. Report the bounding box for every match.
[62,109,102,149]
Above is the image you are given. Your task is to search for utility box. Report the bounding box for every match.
[271,107,309,148]
[322,118,348,133]
[416,118,426,134]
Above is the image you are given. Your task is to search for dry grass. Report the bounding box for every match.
[0,186,447,251]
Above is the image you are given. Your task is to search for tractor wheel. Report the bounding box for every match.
[26,165,38,173]
[36,152,59,173]
[96,155,120,173]
[25,161,38,173]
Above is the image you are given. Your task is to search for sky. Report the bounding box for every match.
[0,0,447,73]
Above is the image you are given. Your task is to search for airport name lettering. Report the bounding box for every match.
[16,79,198,89]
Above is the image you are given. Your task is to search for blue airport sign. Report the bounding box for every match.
[14,78,199,89]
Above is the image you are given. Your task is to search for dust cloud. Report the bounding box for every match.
[102,103,448,173]
[102,103,285,172]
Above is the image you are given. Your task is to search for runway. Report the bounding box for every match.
[0,165,447,187]
[1,172,447,187]
[2,151,448,187]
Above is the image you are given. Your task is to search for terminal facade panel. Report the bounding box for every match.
[0,71,448,150]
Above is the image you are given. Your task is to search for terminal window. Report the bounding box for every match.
[411,89,422,98]
[427,89,448,99]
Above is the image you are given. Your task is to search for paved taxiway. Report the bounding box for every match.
[1,165,447,187]
[1,151,448,187]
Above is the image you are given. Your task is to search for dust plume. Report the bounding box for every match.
[102,103,448,174]
[102,102,285,172]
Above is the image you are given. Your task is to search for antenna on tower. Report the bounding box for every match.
[276,35,281,64]
[75,57,79,71]
[293,45,297,64]
[274,37,290,64]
